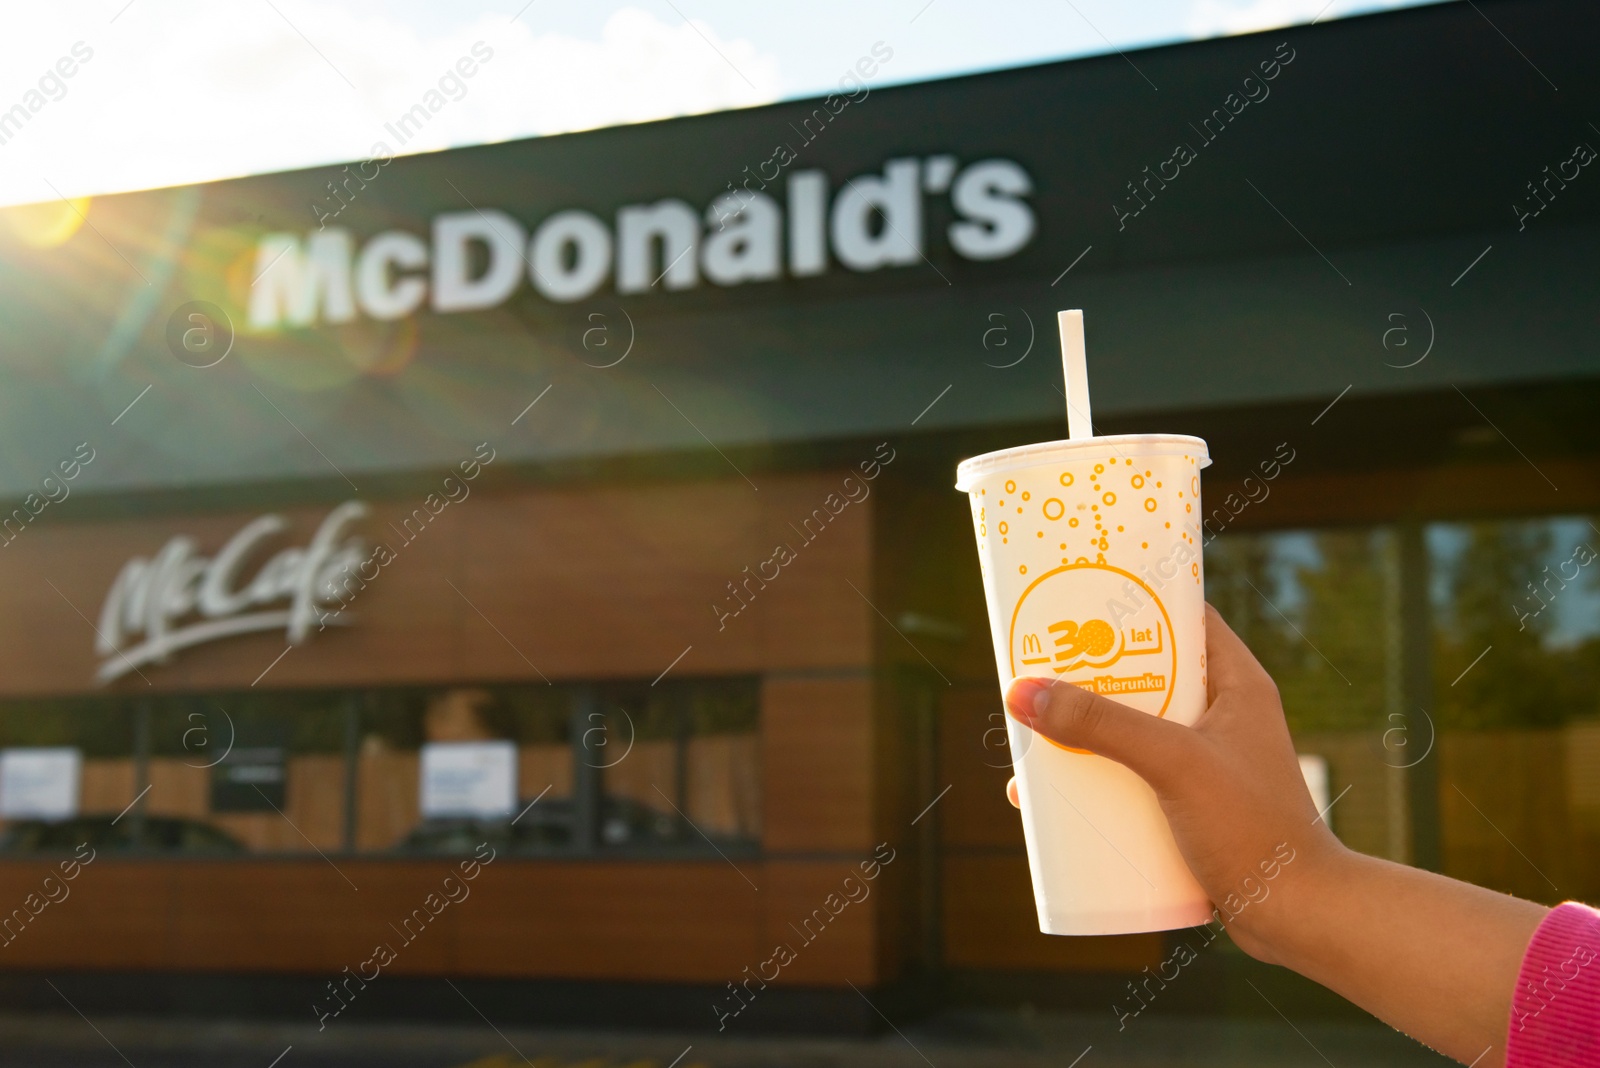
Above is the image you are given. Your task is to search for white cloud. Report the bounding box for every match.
[0,1,781,208]
[1186,0,1414,37]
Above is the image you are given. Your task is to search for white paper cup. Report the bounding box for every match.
[956,434,1214,935]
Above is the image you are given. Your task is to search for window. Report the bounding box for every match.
[1206,518,1600,904]
[593,678,762,850]
[146,690,349,855]
[1428,517,1600,902]
[0,700,136,852]
[360,684,573,854]
[0,678,761,858]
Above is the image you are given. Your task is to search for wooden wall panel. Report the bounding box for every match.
[167,862,394,973]
[456,475,873,683]
[754,476,876,672]
[0,859,870,982]
[0,553,88,690]
[757,859,880,985]
[0,860,172,970]
[939,686,1023,850]
[942,854,1163,973]
[458,861,763,982]
[760,676,874,853]
[0,472,871,698]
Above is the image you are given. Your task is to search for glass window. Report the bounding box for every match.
[1207,517,1600,905]
[0,676,760,858]
[1207,528,1401,864]
[1429,516,1600,903]
[358,677,760,856]
[0,699,135,853]
[1207,528,1391,729]
[145,690,350,856]
[361,684,574,855]
[594,678,761,851]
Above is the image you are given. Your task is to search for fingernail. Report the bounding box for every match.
[1006,677,1052,725]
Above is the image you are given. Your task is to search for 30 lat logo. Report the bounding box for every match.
[1009,563,1178,751]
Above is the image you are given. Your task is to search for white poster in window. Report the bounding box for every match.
[0,748,83,821]
[420,741,516,819]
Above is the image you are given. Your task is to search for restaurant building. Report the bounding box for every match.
[0,0,1596,1029]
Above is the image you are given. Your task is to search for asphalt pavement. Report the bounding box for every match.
[0,1005,1456,1068]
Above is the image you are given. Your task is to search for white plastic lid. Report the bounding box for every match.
[955,434,1210,491]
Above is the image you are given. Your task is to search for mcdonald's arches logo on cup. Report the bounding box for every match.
[1010,562,1179,742]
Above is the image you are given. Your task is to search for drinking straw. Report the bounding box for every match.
[1058,310,1093,440]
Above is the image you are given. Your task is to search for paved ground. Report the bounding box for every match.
[0,1007,1455,1068]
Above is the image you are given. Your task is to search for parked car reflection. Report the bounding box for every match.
[394,795,685,853]
[0,816,244,854]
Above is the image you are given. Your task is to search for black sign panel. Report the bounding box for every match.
[211,743,287,812]
[0,0,1596,500]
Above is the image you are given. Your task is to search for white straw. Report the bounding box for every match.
[1058,309,1093,440]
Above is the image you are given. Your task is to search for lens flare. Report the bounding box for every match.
[1,197,91,248]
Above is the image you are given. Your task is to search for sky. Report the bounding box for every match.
[0,0,1440,209]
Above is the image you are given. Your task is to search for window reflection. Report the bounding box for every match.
[1207,517,1600,905]
[596,679,761,850]
[0,701,140,853]
[149,693,347,854]
[377,685,572,855]
[1430,518,1600,903]
[0,678,761,858]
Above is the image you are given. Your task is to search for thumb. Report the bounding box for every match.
[1005,677,1198,795]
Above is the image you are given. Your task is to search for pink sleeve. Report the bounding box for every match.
[1507,902,1600,1067]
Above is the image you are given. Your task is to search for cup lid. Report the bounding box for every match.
[955,434,1210,491]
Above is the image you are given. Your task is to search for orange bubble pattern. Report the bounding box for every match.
[966,451,1205,588]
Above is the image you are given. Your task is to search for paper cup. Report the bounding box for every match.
[956,434,1214,935]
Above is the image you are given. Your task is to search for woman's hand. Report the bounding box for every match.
[1003,603,1341,959]
[1002,603,1547,1065]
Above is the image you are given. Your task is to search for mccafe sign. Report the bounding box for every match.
[94,503,367,683]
